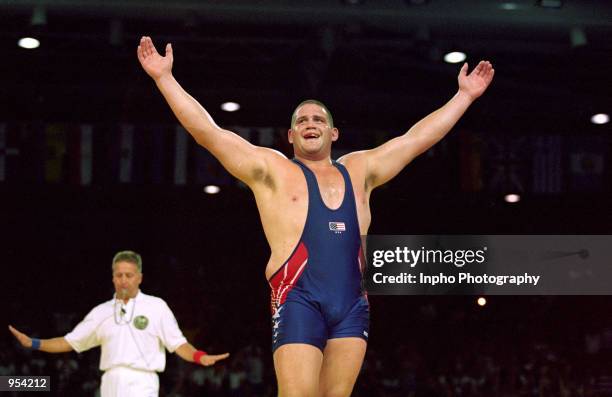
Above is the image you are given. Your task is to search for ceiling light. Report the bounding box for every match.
[19,6,46,50]
[590,113,610,125]
[221,102,240,112]
[504,194,520,203]
[204,185,220,194]
[18,37,40,49]
[444,51,466,64]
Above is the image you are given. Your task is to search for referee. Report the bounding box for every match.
[9,250,229,397]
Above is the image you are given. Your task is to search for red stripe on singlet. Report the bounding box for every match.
[269,242,309,312]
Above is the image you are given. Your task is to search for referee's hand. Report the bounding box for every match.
[200,352,230,366]
[8,325,32,348]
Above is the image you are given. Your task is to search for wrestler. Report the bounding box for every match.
[9,250,229,397]
[137,36,494,397]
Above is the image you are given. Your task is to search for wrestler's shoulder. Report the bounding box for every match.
[256,147,297,172]
[258,149,301,179]
[255,146,289,161]
[337,151,369,174]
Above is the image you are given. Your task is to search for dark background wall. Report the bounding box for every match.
[0,1,611,396]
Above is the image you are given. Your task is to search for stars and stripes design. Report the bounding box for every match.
[271,306,283,344]
[329,221,346,233]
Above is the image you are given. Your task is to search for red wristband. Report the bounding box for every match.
[193,350,208,364]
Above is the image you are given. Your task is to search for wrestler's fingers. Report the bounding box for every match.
[146,36,159,57]
[474,60,485,76]
[137,36,147,56]
[142,36,153,57]
[484,61,492,74]
[486,68,495,83]
[137,43,145,64]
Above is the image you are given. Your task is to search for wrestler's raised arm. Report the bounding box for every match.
[137,36,273,185]
[8,325,73,353]
[342,61,494,190]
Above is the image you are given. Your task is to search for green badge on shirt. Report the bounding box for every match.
[133,315,149,330]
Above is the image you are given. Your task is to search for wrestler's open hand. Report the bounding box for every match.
[8,325,32,348]
[137,36,173,80]
[199,352,230,366]
[458,60,495,101]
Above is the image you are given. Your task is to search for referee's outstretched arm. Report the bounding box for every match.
[174,342,230,367]
[8,325,73,353]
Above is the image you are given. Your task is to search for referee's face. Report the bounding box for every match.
[112,261,143,300]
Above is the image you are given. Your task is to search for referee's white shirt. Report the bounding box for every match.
[64,291,187,372]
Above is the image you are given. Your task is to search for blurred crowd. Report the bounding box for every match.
[3,296,610,397]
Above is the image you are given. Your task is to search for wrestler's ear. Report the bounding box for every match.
[331,127,339,142]
[288,128,294,144]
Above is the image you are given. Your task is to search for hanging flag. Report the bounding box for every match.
[45,124,67,183]
[257,127,274,147]
[118,124,134,183]
[532,135,562,194]
[0,124,20,182]
[194,147,216,186]
[569,135,605,192]
[234,126,251,142]
[485,136,526,193]
[460,132,483,192]
[193,143,231,187]
[174,126,189,186]
[80,125,93,186]
[68,124,93,186]
[126,126,144,184]
[18,123,45,183]
[148,125,166,184]
[91,124,112,185]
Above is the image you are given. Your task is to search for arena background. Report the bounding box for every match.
[1,1,611,396]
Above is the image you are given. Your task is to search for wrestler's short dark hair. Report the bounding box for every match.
[112,250,142,273]
[291,99,334,129]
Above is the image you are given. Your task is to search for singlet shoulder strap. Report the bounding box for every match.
[331,160,356,199]
[291,158,319,198]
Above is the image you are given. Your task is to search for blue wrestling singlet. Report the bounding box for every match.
[268,158,369,352]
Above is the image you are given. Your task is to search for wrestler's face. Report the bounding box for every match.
[288,103,338,159]
[112,261,142,301]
